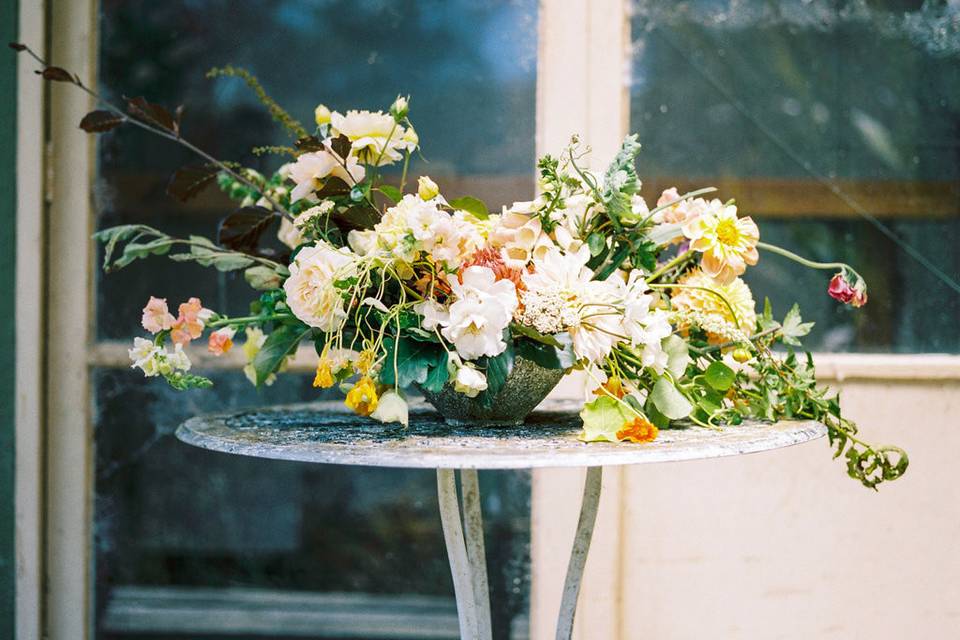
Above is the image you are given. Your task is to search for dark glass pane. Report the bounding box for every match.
[95,0,538,340]
[93,1,537,638]
[630,0,960,352]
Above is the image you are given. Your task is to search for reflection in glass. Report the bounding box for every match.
[629,0,960,352]
[93,1,537,638]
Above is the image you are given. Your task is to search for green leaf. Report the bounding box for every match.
[704,361,735,391]
[421,357,449,393]
[650,377,693,420]
[510,322,562,348]
[643,395,671,429]
[781,304,814,346]
[252,324,310,386]
[647,223,682,245]
[587,232,606,256]
[477,339,515,408]
[448,196,489,219]
[378,184,402,203]
[579,395,632,443]
[244,265,283,290]
[116,238,174,268]
[516,333,575,371]
[380,337,445,389]
[662,335,690,378]
[758,296,780,332]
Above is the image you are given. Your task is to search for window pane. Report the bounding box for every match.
[93,1,538,638]
[629,0,960,352]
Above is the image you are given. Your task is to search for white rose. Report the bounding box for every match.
[330,109,415,166]
[454,364,488,398]
[283,242,357,331]
[371,390,409,426]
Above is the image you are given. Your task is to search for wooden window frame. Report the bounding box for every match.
[16,1,960,639]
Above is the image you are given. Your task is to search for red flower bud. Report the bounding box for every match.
[828,273,868,308]
[827,273,856,303]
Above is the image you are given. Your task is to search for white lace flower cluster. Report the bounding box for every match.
[670,309,751,345]
[518,247,672,368]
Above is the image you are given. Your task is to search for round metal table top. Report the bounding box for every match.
[175,399,827,470]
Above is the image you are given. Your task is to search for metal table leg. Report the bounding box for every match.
[439,466,602,640]
[555,466,603,640]
[437,468,493,639]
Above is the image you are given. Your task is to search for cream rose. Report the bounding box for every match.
[283,242,357,332]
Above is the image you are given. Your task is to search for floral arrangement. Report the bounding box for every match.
[13,43,907,488]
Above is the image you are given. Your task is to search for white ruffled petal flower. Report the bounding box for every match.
[371,390,409,427]
[454,364,488,398]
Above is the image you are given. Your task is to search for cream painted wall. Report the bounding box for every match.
[532,375,960,639]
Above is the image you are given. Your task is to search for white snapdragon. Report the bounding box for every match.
[415,299,449,331]
[128,337,192,378]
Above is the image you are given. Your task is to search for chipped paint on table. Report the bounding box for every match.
[175,399,827,470]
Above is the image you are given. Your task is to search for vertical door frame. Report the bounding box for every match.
[14,0,46,637]
[531,0,631,638]
[43,1,97,638]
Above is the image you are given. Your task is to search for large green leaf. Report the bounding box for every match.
[704,361,735,391]
[252,324,310,386]
[448,196,489,219]
[662,334,690,379]
[515,333,576,371]
[650,377,693,420]
[579,395,632,443]
[380,337,445,389]
[477,341,515,409]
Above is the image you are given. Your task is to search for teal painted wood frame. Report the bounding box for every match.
[1,0,20,635]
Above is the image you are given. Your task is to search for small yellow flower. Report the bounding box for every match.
[356,349,376,375]
[683,203,759,284]
[313,360,335,388]
[345,377,379,416]
[592,377,625,399]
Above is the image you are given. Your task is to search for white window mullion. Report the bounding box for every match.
[531,1,630,638]
[15,2,46,638]
[45,0,97,638]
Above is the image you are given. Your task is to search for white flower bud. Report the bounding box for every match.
[417,175,440,201]
[390,95,409,120]
[314,104,331,126]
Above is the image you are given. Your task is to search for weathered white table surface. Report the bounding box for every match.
[177,399,826,640]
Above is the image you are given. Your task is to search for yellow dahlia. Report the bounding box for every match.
[683,202,759,284]
[671,269,757,343]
